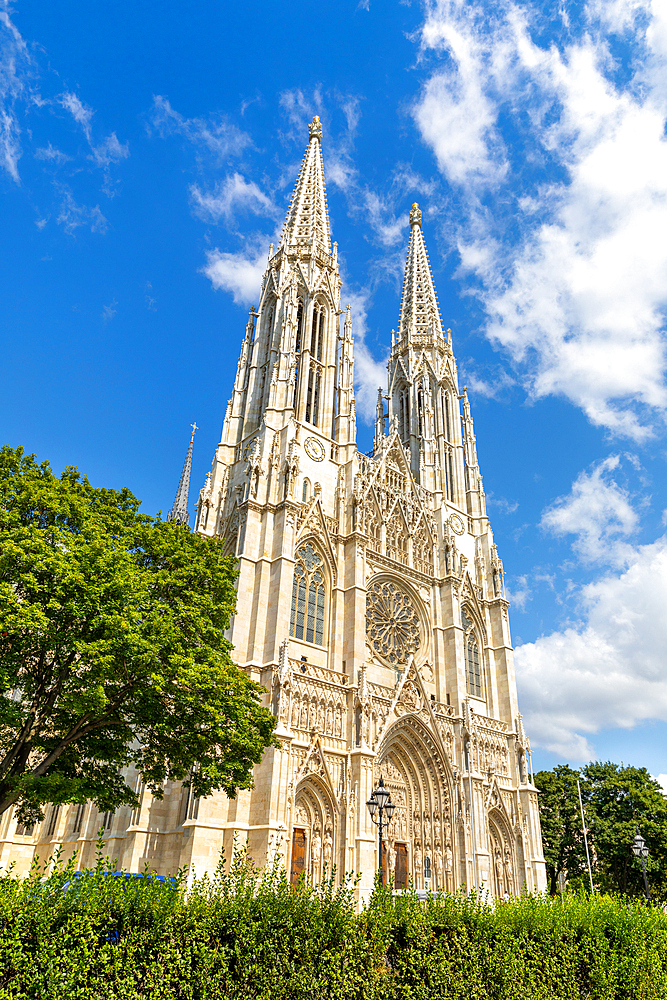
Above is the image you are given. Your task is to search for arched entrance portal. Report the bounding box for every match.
[376,716,455,892]
[290,777,337,886]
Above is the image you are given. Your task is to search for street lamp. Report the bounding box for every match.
[366,776,395,884]
[631,831,652,903]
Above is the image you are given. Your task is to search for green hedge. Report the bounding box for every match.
[0,852,665,999]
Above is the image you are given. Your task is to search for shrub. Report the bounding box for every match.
[0,849,665,999]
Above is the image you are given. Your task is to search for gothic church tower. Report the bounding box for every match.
[0,118,545,898]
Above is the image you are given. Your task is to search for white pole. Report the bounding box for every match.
[577,779,594,893]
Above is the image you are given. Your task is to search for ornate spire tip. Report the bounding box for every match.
[309,115,322,141]
[409,202,422,228]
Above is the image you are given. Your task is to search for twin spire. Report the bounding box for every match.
[281,117,445,344]
[397,202,445,344]
[279,115,332,255]
[169,121,449,510]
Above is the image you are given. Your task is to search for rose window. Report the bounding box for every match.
[366,580,420,667]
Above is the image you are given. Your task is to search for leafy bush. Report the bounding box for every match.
[0,847,665,999]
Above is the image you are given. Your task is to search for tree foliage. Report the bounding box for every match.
[0,445,276,824]
[535,761,667,900]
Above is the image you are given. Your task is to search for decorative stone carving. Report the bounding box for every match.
[366,579,420,668]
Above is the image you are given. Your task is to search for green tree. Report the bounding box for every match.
[536,760,667,901]
[534,764,590,894]
[582,761,667,899]
[0,445,276,826]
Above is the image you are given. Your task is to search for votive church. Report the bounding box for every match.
[1,118,546,898]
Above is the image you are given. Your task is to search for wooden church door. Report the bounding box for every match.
[395,843,408,889]
[290,829,307,885]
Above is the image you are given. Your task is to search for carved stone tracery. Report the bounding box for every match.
[366,579,420,668]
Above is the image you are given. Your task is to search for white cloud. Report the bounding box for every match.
[89,132,129,168]
[56,188,107,235]
[362,191,406,247]
[541,456,640,567]
[203,241,268,306]
[190,173,275,224]
[149,95,251,161]
[414,64,507,188]
[35,143,71,164]
[414,0,667,440]
[345,288,389,423]
[0,4,32,181]
[657,773,667,795]
[60,91,93,141]
[505,573,530,610]
[515,535,667,759]
[102,299,117,323]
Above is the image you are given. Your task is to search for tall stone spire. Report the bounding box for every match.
[167,422,197,526]
[397,203,444,345]
[279,116,331,254]
[387,205,465,500]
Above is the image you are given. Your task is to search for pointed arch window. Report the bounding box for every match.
[462,610,482,698]
[295,300,304,355]
[305,302,325,426]
[292,299,304,409]
[302,479,311,502]
[290,543,327,645]
[310,302,325,361]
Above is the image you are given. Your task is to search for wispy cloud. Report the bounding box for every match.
[102,299,117,323]
[0,3,33,181]
[345,287,390,422]
[148,95,251,162]
[89,132,129,169]
[59,91,93,141]
[190,173,276,224]
[34,143,71,164]
[0,7,129,208]
[56,187,107,235]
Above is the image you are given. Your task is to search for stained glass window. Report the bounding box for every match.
[290,544,326,645]
[462,610,482,698]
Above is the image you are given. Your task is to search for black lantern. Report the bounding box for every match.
[366,776,396,884]
[631,831,651,903]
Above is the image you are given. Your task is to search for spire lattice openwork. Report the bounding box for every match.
[167,422,197,526]
[397,202,444,343]
[279,116,331,254]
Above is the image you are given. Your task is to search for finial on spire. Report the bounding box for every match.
[409,202,422,228]
[309,115,322,141]
[168,426,197,526]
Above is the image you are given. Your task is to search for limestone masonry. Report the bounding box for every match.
[2,118,546,899]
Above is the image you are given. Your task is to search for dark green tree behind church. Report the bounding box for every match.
[0,444,276,827]
[535,761,667,900]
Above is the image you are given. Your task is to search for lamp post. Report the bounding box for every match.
[366,776,395,884]
[631,831,651,903]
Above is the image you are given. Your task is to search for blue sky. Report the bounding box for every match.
[3,0,667,783]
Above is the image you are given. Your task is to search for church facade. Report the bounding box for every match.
[0,118,546,898]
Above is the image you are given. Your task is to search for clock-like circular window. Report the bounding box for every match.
[366,579,421,667]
